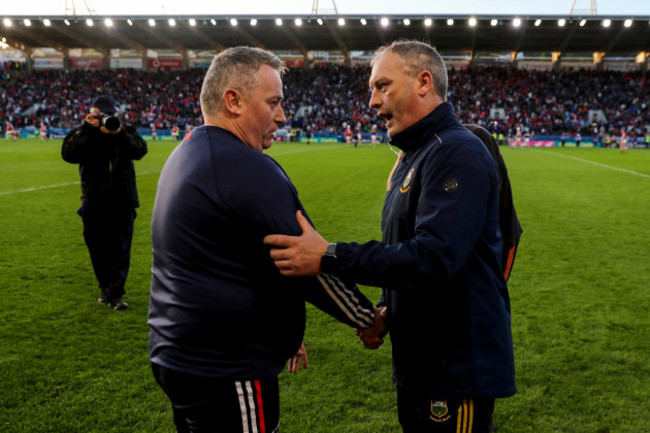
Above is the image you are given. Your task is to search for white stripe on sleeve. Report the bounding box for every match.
[317,274,374,327]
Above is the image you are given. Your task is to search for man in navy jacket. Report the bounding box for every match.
[265,41,516,433]
[149,47,380,433]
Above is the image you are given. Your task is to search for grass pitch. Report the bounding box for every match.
[1,138,649,432]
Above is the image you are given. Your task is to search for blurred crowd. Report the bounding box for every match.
[1,63,649,140]
[1,61,23,82]
[450,67,650,141]
[1,68,204,131]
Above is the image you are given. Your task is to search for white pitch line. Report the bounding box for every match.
[0,171,160,196]
[530,149,650,179]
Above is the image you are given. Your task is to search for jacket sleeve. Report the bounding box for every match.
[116,125,148,161]
[302,274,375,329]
[328,137,498,293]
[61,123,95,163]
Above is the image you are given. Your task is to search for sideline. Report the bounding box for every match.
[529,149,650,179]
[0,171,160,196]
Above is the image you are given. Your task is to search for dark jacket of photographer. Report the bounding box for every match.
[62,122,148,209]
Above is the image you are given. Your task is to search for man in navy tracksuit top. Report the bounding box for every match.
[265,41,516,432]
[148,47,380,433]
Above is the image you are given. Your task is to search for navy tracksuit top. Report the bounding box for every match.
[149,126,374,379]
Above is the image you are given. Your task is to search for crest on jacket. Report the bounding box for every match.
[400,168,415,193]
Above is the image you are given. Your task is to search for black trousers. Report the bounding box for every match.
[397,386,495,433]
[152,363,280,433]
[78,206,135,300]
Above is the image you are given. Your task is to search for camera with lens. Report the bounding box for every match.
[95,113,121,131]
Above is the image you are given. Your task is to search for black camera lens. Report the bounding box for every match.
[102,115,121,131]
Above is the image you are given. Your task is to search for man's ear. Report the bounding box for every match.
[417,70,433,96]
[223,89,243,115]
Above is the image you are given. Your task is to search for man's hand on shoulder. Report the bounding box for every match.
[264,210,328,277]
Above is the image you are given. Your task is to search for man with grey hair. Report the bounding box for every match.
[148,46,381,433]
[265,40,516,432]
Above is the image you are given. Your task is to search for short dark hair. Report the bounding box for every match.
[200,46,286,116]
[372,40,448,100]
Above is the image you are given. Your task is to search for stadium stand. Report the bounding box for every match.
[1,63,649,146]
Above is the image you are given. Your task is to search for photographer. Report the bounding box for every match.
[62,95,148,310]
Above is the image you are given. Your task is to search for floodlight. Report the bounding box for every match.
[558,19,566,27]
[403,19,410,26]
[275,18,282,26]
[104,18,113,27]
[468,17,477,27]
[250,19,257,26]
[64,19,71,26]
[624,19,632,28]
[360,18,367,25]
[380,17,389,27]
[127,19,133,26]
[579,19,586,27]
[490,19,498,27]
[210,19,217,26]
[513,18,521,28]
[317,18,323,25]
[43,19,51,27]
[86,19,94,27]
[602,19,611,28]
[447,19,454,26]
[23,19,31,27]
[230,18,238,26]
[338,18,345,26]
[3,18,12,27]
[189,18,196,26]
[534,19,541,26]
[424,18,432,27]
[295,18,302,27]
[168,19,176,27]
[148,19,156,27]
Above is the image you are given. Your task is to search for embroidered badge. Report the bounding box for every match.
[443,178,459,193]
[430,400,451,422]
[400,168,415,193]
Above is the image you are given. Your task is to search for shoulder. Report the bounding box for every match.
[423,126,497,177]
[196,127,290,180]
[437,125,488,157]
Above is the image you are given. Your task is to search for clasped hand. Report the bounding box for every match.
[356,306,388,350]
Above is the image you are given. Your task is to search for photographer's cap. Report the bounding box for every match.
[92,95,118,114]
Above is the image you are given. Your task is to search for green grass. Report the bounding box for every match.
[1,139,649,432]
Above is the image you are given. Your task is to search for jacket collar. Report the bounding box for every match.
[388,101,458,153]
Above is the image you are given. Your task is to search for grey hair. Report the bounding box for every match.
[199,46,286,116]
[371,40,448,101]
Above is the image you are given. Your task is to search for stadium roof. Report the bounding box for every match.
[1,14,650,59]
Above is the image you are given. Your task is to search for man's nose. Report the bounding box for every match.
[276,107,287,124]
[369,90,381,109]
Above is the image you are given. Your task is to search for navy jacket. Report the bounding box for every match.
[149,126,375,379]
[324,103,516,398]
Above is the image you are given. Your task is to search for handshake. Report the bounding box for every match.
[355,306,388,350]
[288,306,388,374]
